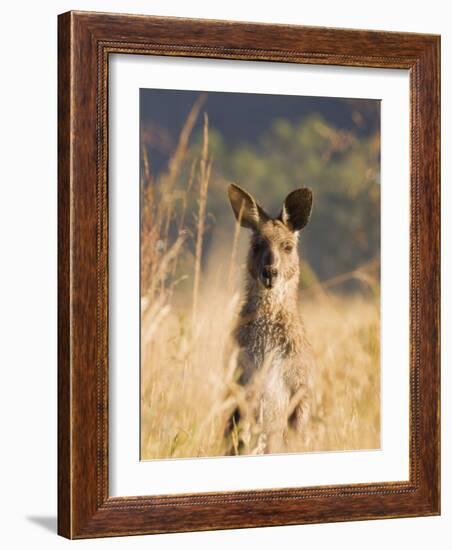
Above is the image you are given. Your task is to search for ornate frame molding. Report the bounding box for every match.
[58,11,440,538]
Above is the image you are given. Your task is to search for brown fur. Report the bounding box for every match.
[226,183,314,455]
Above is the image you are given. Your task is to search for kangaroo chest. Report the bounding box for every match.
[236,310,300,364]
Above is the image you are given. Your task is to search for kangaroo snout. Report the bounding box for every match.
[261,265,278,288]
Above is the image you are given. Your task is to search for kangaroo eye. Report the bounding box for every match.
[252,241,262,253]
[283,242,294,253]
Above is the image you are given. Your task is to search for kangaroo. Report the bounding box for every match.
[226,183,313,455]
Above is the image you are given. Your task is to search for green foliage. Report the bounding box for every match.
[185,113,380,282]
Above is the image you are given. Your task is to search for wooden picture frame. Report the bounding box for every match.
[58,10,440,539]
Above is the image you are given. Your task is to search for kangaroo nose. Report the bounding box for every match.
[262,266,278,288]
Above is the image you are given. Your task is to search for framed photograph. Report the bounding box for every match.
[58,11,440,538]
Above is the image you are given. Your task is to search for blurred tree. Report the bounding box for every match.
[184,114,380,282]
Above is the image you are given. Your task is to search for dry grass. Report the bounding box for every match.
[141,289,380,459]
[140,102,380,460]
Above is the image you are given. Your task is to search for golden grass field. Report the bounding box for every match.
[141,287,380,460]
[140,104,380,460]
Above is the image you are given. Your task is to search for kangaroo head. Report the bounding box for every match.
[228,183,312,291]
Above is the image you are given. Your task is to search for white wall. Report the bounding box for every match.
[0,1,449,548]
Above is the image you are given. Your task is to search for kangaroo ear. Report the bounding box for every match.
[279,188,313,232]
[228,183,269,230]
